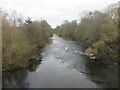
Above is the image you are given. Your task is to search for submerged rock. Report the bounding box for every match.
[90,56,96,60]
[65,47,68,50]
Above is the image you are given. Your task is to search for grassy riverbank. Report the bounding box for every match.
[54,4,119,60]
[2,10,53,72]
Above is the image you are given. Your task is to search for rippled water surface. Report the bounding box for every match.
[3,35,118,88]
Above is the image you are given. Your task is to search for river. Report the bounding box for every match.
[2,35,118,88]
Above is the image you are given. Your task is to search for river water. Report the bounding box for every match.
[2,35,118,88]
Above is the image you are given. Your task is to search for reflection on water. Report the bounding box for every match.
[2,59,42,88]
[2,69,29,88]
[27,60,42,72]
[81,56,118,88]
[2,35,118,88]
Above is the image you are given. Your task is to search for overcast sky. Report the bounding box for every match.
[0,0,119,28]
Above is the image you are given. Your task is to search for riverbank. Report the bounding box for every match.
[58,35,118,63]
[2,40,51,73]
[55,31,118,61]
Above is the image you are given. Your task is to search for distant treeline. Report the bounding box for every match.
[54,4,119,59]
[1,10,52,71]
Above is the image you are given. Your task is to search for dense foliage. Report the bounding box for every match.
[2,10,52,71]
[54,4,119,59]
